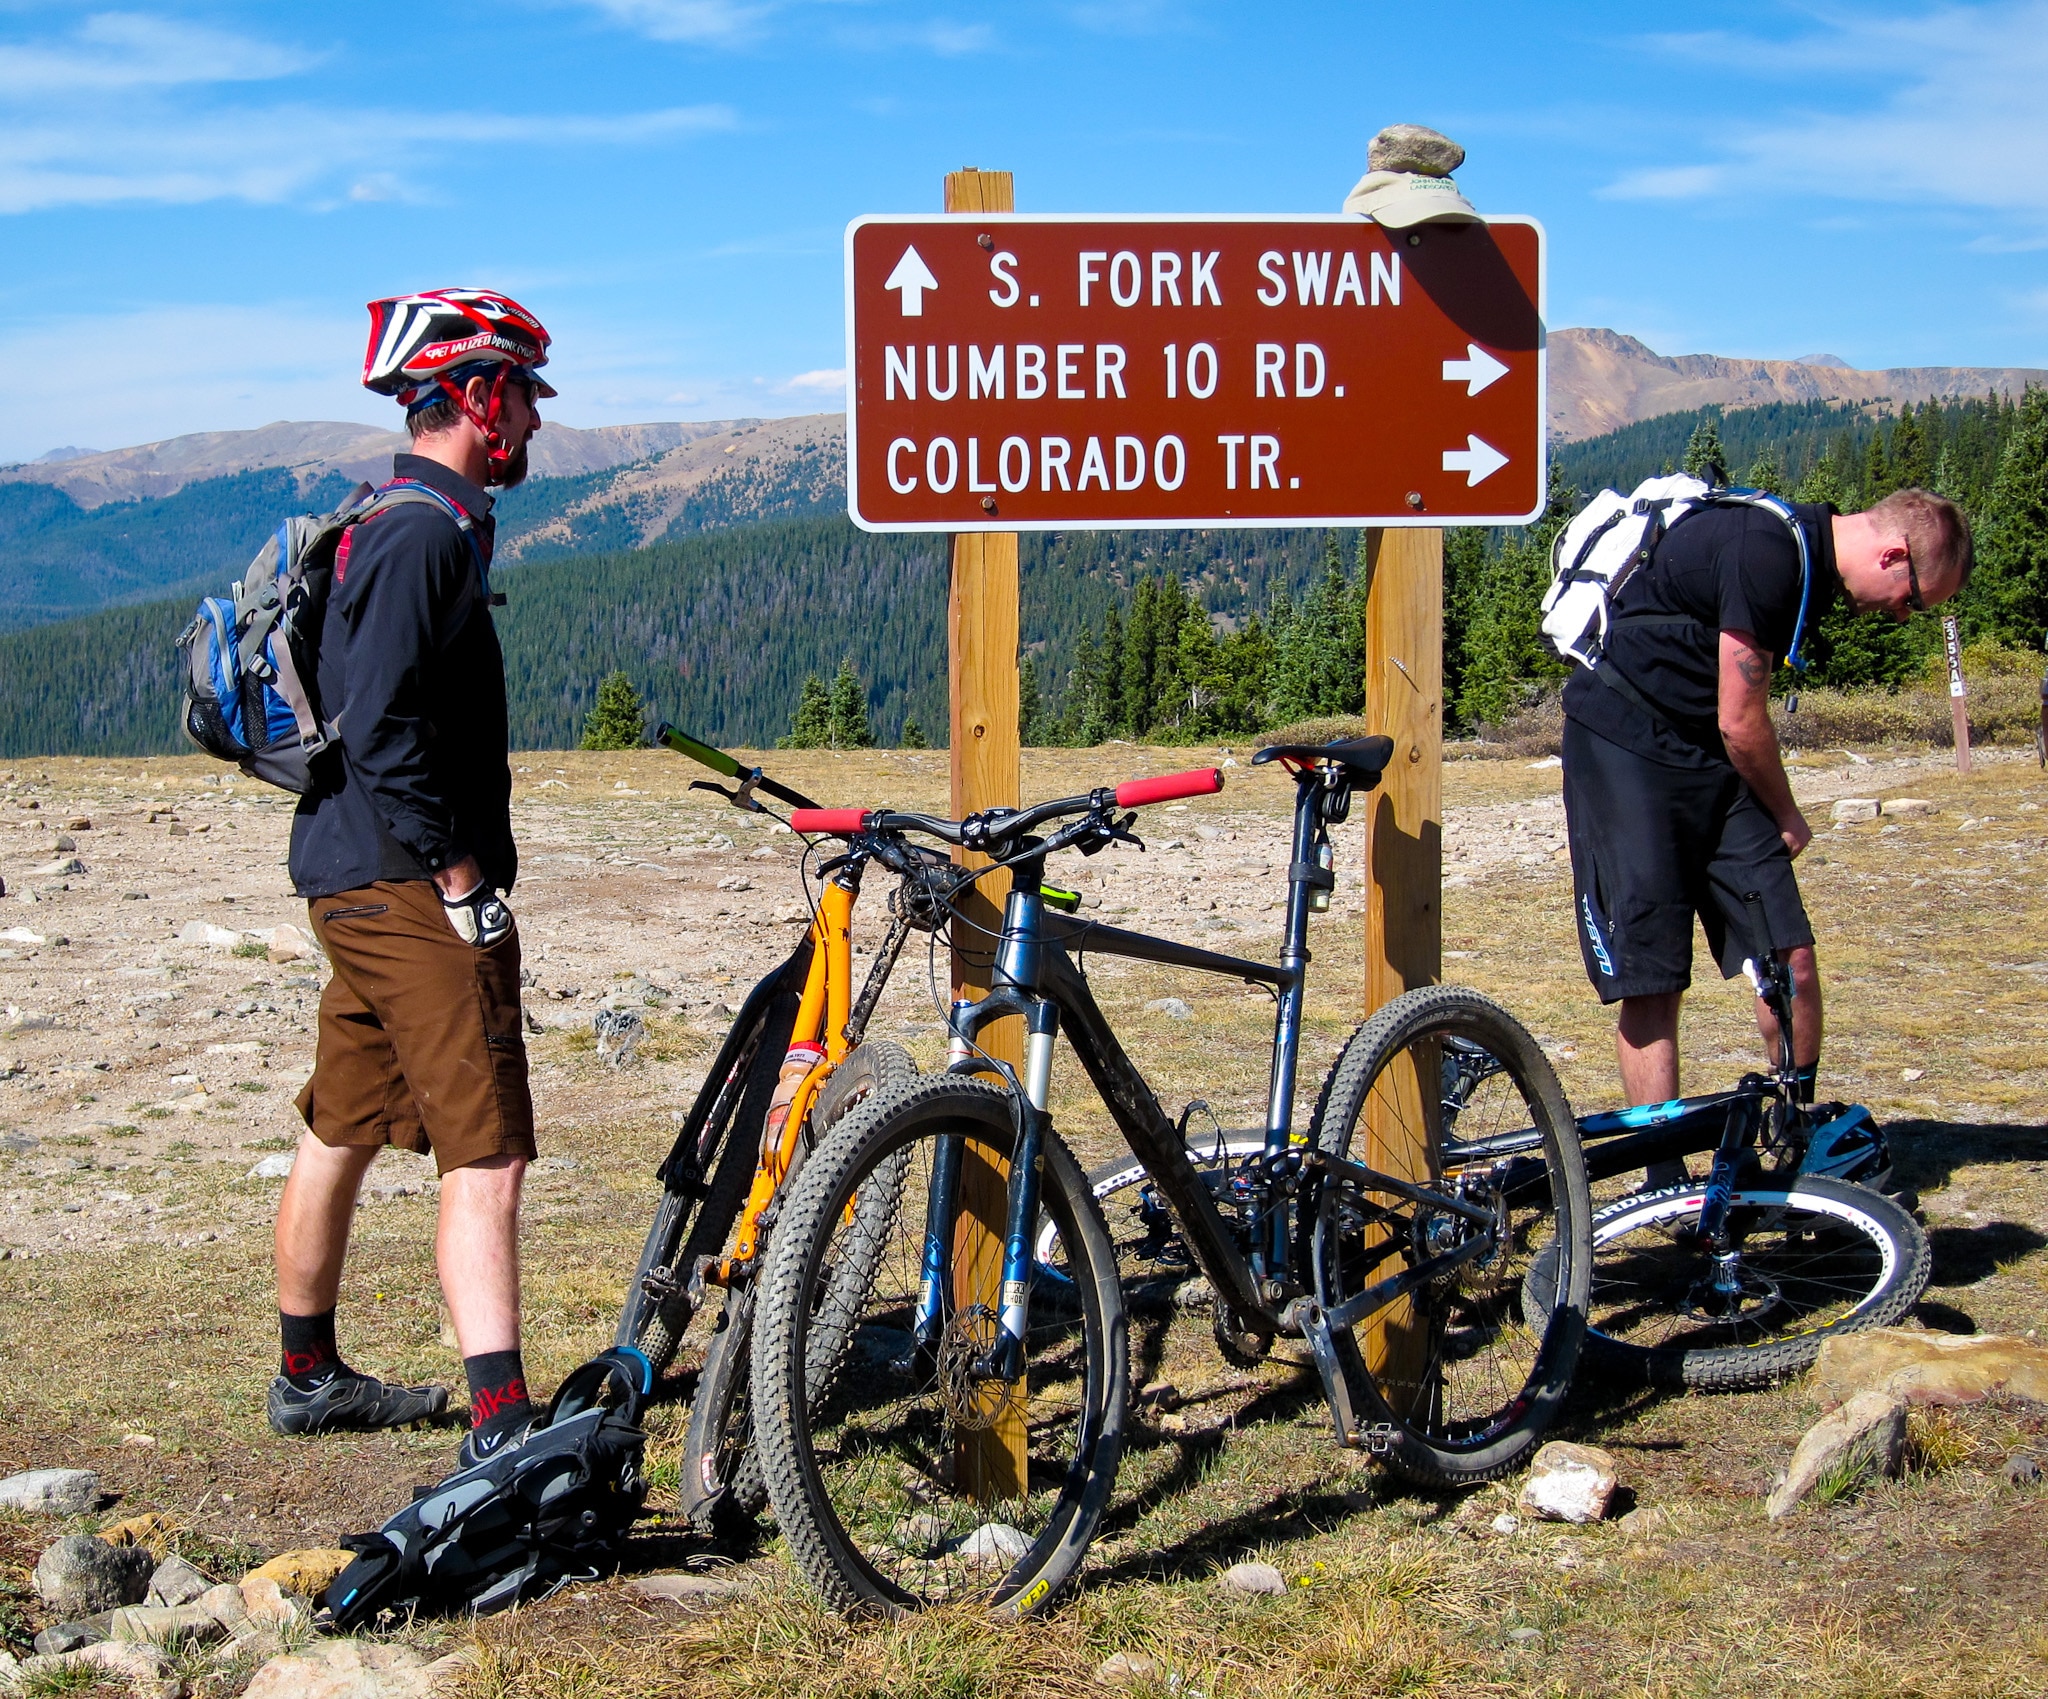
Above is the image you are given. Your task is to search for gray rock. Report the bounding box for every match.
[27,858,85,877]
[1219,1559,1287,1595]
[1830,798,1880,823]
[1766,1389,1908,1519]
[1096,1650,1166,1687]
[1144,997,1194,1021]
[2006,1451,2042,1487]
[144,1552,211,1608]
[109,1601,228,1645]
[622,1571,752,1604]
[34,1535,153,1616]
[238,1639,471,1698]
[33,1611,114,1654]
[1506,1626,1544,1645]
[892,1513,951,1556]
[957,1522,1032,1566]
[1367,123,1465,176]
[0,1467,100,1514]
[246,1152,295,1179]
[593,1007,645,1068]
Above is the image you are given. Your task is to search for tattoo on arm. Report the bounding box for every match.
[1734,649,1769,690]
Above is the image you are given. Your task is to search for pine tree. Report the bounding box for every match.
[578,670,648,750]
[1796,447,1849,509]
[1442,527,1487,714]
[778,673,831,748]
[1744,445,1786,494]
[1018,653,1046,746]
[1683,417,1729,482]
[1454,465,1575,731]
[827,657,874,748]
[1860,429,1894,506]
[900,715,928,749]
[1888,403,1931,491]
[1968,385,2048,647]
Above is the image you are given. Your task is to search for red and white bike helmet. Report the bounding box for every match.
[362,287,557,472]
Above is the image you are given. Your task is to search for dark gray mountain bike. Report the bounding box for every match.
[747,741,1593,1616]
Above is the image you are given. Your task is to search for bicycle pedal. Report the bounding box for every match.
[1359,1422,1397,1455]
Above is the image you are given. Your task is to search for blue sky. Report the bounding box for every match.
[1,0,2044,461]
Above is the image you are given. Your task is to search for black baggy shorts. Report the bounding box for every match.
[1561,717,1815,1004]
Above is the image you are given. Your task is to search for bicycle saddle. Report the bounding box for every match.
[1250,735,1395,780]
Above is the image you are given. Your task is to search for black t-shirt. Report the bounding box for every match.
[1561,500,1839,770]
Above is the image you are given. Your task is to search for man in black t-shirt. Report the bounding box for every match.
[1561,487,1973,1175]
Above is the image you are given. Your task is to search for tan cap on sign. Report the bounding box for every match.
[1343,169,1480,227]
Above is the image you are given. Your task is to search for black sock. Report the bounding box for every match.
[1794,1062,1819,1105]
[464,1349,534,1437]
[280,1309,350,1389]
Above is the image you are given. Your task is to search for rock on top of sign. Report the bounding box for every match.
[1367,124,1466,177]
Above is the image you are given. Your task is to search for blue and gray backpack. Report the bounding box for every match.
[175,479,484,793]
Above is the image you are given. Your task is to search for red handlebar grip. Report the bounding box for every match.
[1114,768,1224,808]
[790,807,869,835]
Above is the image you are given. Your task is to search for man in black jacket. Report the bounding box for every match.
[1562,486,1973,1180]
[269,290,555,1464]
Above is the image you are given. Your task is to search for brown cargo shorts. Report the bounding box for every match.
[295,880,535,1175]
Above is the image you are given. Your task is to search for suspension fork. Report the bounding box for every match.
[1699,1092,1762,1262]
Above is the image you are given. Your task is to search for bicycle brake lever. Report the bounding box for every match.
[689,774,766,812]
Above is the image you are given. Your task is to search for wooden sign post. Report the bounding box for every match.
[943,166,1030,1501]
[1360,527,1441,1404]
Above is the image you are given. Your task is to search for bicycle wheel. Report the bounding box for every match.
[1558,1174,1930,1390]
[1310,984,1591,1485]
[619,993,794,1378]
[752,1076,1128,1617]
[681,1040,916,1533]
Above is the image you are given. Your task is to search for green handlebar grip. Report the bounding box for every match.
[1041,886,1083,914]
[656,722,742,779]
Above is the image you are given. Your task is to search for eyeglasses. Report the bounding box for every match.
[1903,547,1925,614]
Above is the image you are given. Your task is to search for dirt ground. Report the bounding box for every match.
[2,741,2045,1697]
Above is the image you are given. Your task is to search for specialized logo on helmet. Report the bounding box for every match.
[362,288,553,398]
[1581,893,1616,978]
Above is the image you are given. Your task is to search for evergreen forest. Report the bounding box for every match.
[1,389,2042,758]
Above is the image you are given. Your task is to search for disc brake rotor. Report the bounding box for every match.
[937,1304,1021,1432]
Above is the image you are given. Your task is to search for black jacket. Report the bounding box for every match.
[288,455,516,899]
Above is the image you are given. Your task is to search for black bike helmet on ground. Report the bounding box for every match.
[362,287,557,473]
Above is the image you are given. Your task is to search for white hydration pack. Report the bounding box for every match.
[1539,474,1813,672]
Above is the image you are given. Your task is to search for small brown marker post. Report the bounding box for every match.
[1944,614,1971,774]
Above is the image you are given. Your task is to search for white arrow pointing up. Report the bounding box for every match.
[1442,435,1510,486]
[884,245,939,316]
[1442,344,1510,396]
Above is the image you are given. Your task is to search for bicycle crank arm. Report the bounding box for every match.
[1287,1300,1394,1452]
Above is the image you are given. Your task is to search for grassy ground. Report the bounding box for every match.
[2,742,2045,1697]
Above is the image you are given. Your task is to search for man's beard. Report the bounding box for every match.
[488,437,531,488]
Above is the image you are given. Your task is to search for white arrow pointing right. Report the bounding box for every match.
[1442,435,1510,486]
[1441,343,1510,396]
[884,245,939,316]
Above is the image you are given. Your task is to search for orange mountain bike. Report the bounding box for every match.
[614,725,949,1534]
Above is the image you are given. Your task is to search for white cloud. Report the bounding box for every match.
[553,0,774,42]
[0,12,310,96]
[1599,2,2048,229]
[1601,165,1726,202]
[779,368,847,393]
[0,102,736,215]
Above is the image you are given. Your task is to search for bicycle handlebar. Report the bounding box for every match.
[790,766,1226,846]
[656,722,818,811]
[1115,767,1224,808]
[789,807,869,835]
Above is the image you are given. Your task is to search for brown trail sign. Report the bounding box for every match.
[845,214,1545,532]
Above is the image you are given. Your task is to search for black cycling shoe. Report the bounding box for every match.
[268,1372,450,1436]
[455,1415,537,1472]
